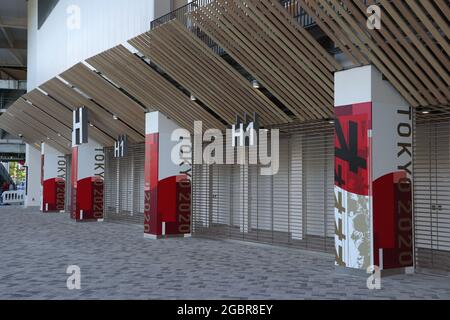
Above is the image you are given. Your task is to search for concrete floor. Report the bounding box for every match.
[0,206,449,300]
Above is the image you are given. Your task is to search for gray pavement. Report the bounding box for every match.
[0,206,449,300]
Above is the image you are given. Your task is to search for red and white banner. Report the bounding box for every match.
[372,104,413,269]
[41,143,66,212]
[334,66,413,270]
[334,103,372,269]
[70,140,105,221]
[144,112,191,238]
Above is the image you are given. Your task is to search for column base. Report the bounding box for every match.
[144,233,192,240]
[75,219,104,223]
[41,210,66,214]
[335,266,414,278]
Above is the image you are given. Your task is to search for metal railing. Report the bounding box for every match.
[280,0,316,28]
[150,0,222,55]
[151,0,211,30]
[151,0,316,29]
[150,0,317,55]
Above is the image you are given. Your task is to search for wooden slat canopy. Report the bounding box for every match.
[23,89,114,147]
[190,0,339,121]
[299,0,449,110]
[60,63,146,135]
[0,111,42,150]
[1,101,71,154]
[129,19,292,126]
[13,98,72,148]
[86,45,225,131]
[39,77,143,144]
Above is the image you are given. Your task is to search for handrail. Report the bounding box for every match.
[150,0,221,55]
[150,1,211,30]
[149,0,317,56]
[280,0,316,28]
[151,1,316,30]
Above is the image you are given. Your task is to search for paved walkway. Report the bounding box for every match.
[0,206,449,300]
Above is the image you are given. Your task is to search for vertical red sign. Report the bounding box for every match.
[71,146,78,219]
[42,178,65,212]
[334,102,372,269]
[335,103,372,196]
[144,133,160,236]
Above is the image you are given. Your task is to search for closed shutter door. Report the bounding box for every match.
[414,116,450,275]
[302,128,335,252]
[211,165,232,236]
[192,122,334,254]
[104,143,145,225]
[192,164,210,232]
[65,154,71,213]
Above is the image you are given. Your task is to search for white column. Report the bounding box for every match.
[334,65,413,271]
[144,111,191,238]
[71,139,105,221]
[24,144,41,208]
[41,143,66,212]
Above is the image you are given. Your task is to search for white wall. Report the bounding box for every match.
[27,0,38,93]
[25,144,41,208]
[27,0,171,90]
[77,139,105,180]
[146,111,190,181]
[42,143,66,181]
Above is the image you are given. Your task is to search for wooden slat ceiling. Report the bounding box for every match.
[1,101,70,154]
[129,19,293,126]
[23,89,114,147]
[14,98,72,149]
[60,63,147,135]
[0,112,41,150]
[190,0,339,122]
[39,77,143,143]
[86,45,225,131]
[299,0,449,110]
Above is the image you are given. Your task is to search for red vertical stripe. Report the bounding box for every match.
[41,155,44,187]
[144,133,160,235]
[71,146,78,219]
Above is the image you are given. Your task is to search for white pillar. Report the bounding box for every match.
[41,143,66,212]
[71,139,105,222]
[334,65,413,271]
[144,111,191,239]
[25,143,41,208]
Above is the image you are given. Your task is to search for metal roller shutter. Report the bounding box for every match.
[65,154,71,213]
[414,114,450,275]
[192,122,334,253]
[104,143,145,225]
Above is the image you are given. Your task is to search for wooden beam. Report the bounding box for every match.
[60,63,146,136]
[129,20,292,126]
[0,17,24,66]
[0,16,27,30]
[40,77,144,144]
[86,45,225,131]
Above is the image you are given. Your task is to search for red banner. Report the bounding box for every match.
[335,103,372,196]
[144,133,160,235]
[42,178,65,212]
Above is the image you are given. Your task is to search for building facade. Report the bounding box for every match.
[0,0,448,276]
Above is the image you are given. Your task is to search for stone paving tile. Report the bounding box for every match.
[0,206,449,300]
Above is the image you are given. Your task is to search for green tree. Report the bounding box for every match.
[8,162,26,185]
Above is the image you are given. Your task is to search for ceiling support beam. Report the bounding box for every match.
[0,17,25,67]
